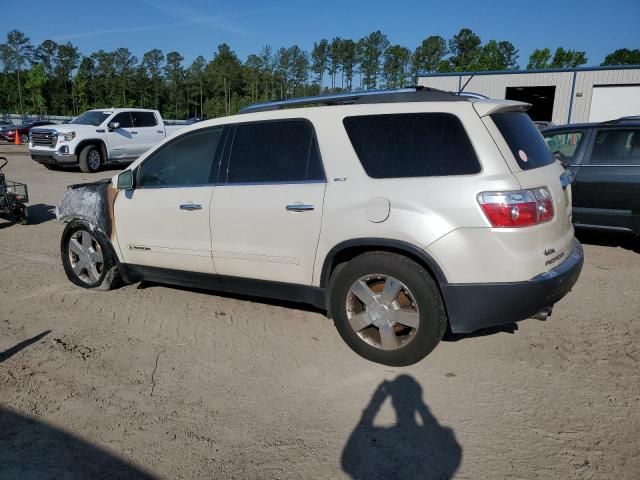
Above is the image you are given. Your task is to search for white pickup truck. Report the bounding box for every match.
[29,108,183,172]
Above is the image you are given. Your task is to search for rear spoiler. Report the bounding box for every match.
[472,99,531,117]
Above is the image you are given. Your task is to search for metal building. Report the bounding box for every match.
[418,65,640,125]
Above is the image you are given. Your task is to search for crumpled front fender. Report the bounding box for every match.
[56,179,118,239]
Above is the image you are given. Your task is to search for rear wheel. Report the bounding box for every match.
[20,133,29,144]
[78,145,102,173]
[329,252,447,366]
[61,222,120,290]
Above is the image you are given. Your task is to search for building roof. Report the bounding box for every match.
[418,64,640,78]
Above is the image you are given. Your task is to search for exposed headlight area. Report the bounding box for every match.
[59,131,76,142]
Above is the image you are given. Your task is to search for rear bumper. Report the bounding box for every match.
[441,239,584,333]
[30,149,77,165]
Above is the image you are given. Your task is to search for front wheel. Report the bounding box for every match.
[61,222,120,290]
[20,133,29,144]
[329,252,447,366]
[78,145,103,173]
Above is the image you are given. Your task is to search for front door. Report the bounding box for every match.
[211,119,326,285]
[572,127,640,232]
[115,127,224,273]
[106,111,137,160]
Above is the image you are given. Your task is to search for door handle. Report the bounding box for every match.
[286,204,315,212]
[156,130,164,134]
[131,131,138,134]
[180,203,202,211]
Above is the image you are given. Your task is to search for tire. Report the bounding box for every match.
[328,252,447,366]
[78,144,103,173]
[17,205,28,225]
[20,133,29,144]
[60,221,120,291]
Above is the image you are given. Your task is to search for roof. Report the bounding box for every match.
[419,64,640,78]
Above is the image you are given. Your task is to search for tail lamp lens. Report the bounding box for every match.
[478,187,554,228]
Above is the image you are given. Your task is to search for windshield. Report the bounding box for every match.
[71,111,111,126]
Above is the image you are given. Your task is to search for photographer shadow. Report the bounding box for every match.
[341,375,461,480]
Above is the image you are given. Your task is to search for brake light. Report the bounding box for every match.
[478,187,554,228]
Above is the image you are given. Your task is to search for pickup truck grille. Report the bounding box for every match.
[31,130,57,147]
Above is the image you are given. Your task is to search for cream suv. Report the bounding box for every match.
[57,88,583,366]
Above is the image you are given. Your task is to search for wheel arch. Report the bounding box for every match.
[61,218,119,267]
[319,238,448,289]
[75,139,107,162]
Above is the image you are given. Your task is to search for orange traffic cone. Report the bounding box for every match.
[14,130,21,145]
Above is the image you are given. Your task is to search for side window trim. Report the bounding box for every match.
[135,126,225,189]
[218,118,327,186]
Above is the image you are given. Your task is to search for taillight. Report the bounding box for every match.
[478,187,554,228]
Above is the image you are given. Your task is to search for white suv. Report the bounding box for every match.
[57,88,583,366]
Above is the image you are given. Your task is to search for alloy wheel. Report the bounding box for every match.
[68,230,104,284]
[345,274,420,350]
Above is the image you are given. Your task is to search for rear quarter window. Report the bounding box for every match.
[491,112,555,170]
[343,113,480,178]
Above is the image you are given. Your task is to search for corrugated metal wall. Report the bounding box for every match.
[418,68,640,124]
[572,69,640,122]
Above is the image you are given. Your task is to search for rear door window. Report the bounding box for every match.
[589,129,640,165]
[226,120,324,184]
[132,111,158,128]
[543,130,585,164]
[491,112,555,170]
[343,113,480,178]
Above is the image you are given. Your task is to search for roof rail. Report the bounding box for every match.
[601,115,640,124]
[238,86,468,114]
[454,91,489,99]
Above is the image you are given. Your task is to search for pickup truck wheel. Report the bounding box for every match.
[61,221,120,290]
[329,252,447,366]
[79,145,103,173]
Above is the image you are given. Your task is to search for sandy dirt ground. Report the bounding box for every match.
[1,145,639,479]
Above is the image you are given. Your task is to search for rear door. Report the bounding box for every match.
[571,127,640,232]
[210,119,326,285]
[131,111,165,156]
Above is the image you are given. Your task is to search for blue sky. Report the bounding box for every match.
[2,0,639,67]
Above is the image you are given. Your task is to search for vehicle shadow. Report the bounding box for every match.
[341,375,461,480]
[0,330,51,364]
[443,322,519,342]
[25,203,56,225]
[0,407,156,479]
[575,229,639,253]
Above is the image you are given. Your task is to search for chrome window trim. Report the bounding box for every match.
[136,180,327,190]
[570,164,640,167]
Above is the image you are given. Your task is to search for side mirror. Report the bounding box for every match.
[108,121,120,131]
[116,170,134,190]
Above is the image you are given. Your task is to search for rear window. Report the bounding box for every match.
[491,112,555,170]
[343,113,480,178]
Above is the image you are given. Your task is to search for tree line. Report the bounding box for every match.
[1,28,638,119]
